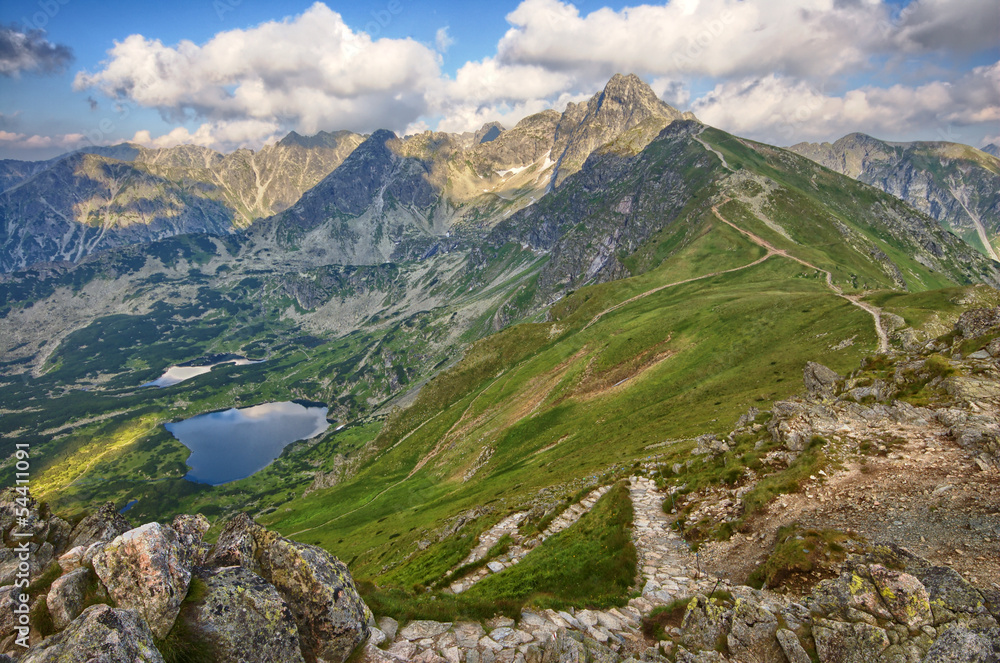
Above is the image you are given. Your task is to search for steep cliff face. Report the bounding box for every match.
[789,133,1000,260]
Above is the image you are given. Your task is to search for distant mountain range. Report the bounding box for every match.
[1,74,694,272]
[789,133,1000,261]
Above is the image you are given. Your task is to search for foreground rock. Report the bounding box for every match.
[20,605,164,663]
[184,566,306,663]
[216,514,373,662]
[3,503,371,663]
[92,522,192,639]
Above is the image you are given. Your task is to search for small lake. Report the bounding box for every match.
[142,355,263,388]
[165,401,330,485]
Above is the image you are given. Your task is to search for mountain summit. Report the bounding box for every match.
[550,73,693,186]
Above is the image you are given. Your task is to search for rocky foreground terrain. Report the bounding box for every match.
[1,491,997,663]
[1,306,999,662]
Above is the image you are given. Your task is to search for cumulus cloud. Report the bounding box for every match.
[13,0,996,157]
[74,2,441,135]
[495,0,896,80]
[0,130,85,150]
[0,25,73,77]
[894,0,1000,54]
[692,62,1000,144]
[129,119,283,151]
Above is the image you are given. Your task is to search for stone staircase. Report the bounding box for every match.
[447,485,612,594]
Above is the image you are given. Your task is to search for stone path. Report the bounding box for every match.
[447,485,612,594]
[627,475,720,611]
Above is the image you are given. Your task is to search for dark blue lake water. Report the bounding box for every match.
[165,402,329,484]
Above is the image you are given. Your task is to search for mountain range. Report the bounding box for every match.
[0,74,998,659]
[789,133,1000,261]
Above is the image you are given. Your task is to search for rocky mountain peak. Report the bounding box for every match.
[585,73,685,129]
[277,129,362,149]
[473,121,505,145]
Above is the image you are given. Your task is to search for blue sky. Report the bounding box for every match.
[1,0,997,160]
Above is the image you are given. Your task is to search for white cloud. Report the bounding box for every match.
[692,62,1000,144]
[496,0,896,80]
[74,2,442,135]
[12,0,991,159]
[435,27,454,53]
[129,119,282,151]
[0,130,85,150]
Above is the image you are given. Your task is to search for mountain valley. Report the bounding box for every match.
[1,73,998,662]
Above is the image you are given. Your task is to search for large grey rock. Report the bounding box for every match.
[680,596,730,652]
[812,619,890,663]
[810,570,893,623]
[67,502,131,550]
[921,624,1000,663]
[776,628,811,663]
[804,362,842,398]
[19,605,163,663]
[867,564,931,629]
[91,522,192,639]
[170,514,211,567]
[911,566,987,624]
[45,567,92,631]
[207,512,264,574]
[184,566,305,663]
[726,599,785,663]
[206,513,371,662]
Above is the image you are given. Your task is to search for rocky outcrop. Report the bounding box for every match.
[92,522,192,639]
[804,362,842,398]
[45,567,91,631]
[184,566,306,663]
[66,501,132,550]
[2,502,371,663]
[19,605,164,663]
[206,512,373,661]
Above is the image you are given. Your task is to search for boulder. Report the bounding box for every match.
[955,307,1000,340]
[205,513,371,662]
[19,605,163,663]
[911,566,987,624]
[810,571,893,623]
[726,599,784,663]
[804,362,841,398]
[56,546,86,574]
[67,502,131,550]
[812,619,889,663]
[256,531,371,663]
[184,566,305,663]
[170,514,211,567]
[867,564,931,629]
[776,629,811,663]
[0,587,19,642]
[91,522,192,639]
[921,624,1000,663]
[680,596,730,652]
[378,616,400,641]
[45,567,92,631]
[207,512,265,574]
